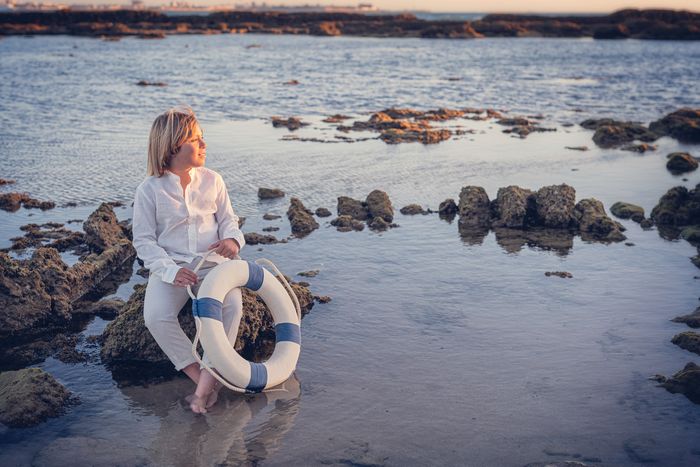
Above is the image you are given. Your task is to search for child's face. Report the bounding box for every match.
[173,125,206,169]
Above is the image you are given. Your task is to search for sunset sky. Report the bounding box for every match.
[75,1,699,14]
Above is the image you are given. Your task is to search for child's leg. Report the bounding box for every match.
[143,275,199,379]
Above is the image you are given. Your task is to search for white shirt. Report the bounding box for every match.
[132,167,246,284]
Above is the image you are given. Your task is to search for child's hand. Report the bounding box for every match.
[208,238,240,259]
[174,268,198,287]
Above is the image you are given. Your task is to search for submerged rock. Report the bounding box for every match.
[0,192,55,212]
[315,207,332,217]
[610,202,645,222]
[258,187,286,199]
[659,362,700,404]
[271,116,308,131]
[672,306,700,328]
[666,152,698,173]
[400,204,429,215]
[330,215,365,232]
[581,119,658,148]
[262,213,281,220]
[286,197,319,237]
[244,232,281,245]
[0,368,74,428]
[671,331,700,355]
[649,108,700,143]
[365,190,393,222]
[545,271,573,278]
[621,142,656,153]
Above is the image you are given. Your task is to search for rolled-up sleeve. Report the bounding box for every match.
[214,175,245,250]
[132,183,181,284]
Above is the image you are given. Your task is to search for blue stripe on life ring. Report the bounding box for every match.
[246,362,268,393]
[275,323,301,345]
[245,261,265,291]
[192,297,223,321]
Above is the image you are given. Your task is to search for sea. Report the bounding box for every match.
[1,33,700,466]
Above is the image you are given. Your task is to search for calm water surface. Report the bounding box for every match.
[1,34,700,466]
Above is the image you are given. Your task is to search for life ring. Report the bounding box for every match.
[188,256,301,393]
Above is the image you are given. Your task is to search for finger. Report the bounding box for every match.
[208,241,220,250]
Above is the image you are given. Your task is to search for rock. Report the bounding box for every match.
[136,80,166,86]
[400,204,426,215]
[315,207,332,217]
[621,142,656,153]
[258,187,285,199]
[330,215,365,232]
[660,362,700,404]
[545,271,573,278]
[101,277,315,380]
[565,146,589,151]
[497,117,532,126]
[491,186,536,228]
[82,298,125,319]
[315,295,332,303]
[368,216,391,231]
[640,218,654,229]
[666,152,698,173]
[0,368,73,428]
[365,190,393,222]
[535,184,576,228]
[671,331,700,355]
[672,306,700,328]
[582,120,658,148]
[458,186,491,230]
[0,178,15,185]
[262,213,281,220]
[680,226,700,244]
[438,198,458,219]
[649,108,700,143]
[610,201,645,222]
[244,232,280,245]
[380,127,452,144]
[337,196,369,221]
[573,198,627,242]
[298,270,318,277]
[262,226,279,232]
[0,192,55,212]
[83,203,130,253]
[271,116,308,131]
[650,184,700,227]
[286,198,318,238]
[322,114,351,123]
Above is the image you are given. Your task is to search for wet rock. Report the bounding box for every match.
[680,226,700,244]
[368,216,392,231]
[573,198,626,242]
[535,184,576,228]
[666,152,698,173]
[621,142,656,153]
[136,80,166,86]
[545,271,573,278]
[497,117,532,127]
[330,215,365,232]
[649,108,700,143]
[244,232,281,245]
[671,331,700,355]
[101,277,316,380]
[262,226,279,232]
[322,114,351,123]
[0,368,74,428]
[400,204,429,215]
[491,186,536,228]
[283,79,300,85]
[258,187,285,199]
[672,306,700,328]
[83,203,131,253]
[81,298,125,319]
[271,116,308,131]
[263,213,281,220]
[650,184,700,228]
[315,295,332,303]
[343,109,453,145]
[582,119,658,148]
[565,146,589,151]
[298,270,318,277]
[659,362,700,404]
[438,198,458,220]
[337,196,370,221]
[458,186,491,230]
[365,190,393,222]
[0,178,15,185]
[610,202,645,222]
[640,218,655,229]
[380,127,452,144]
[287,197,319,237]
[0,192,55,212]
[315,207,332,217]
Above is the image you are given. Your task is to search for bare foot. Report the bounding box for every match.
[188,393,208,414]
[206,381,222,409]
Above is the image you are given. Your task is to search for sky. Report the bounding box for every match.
[64,1,700,14]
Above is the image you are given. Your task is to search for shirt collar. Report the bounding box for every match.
[165,167,195,181]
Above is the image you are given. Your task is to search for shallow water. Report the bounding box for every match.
[1,34,700,466]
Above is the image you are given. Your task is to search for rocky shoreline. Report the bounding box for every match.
[1,8,699,40]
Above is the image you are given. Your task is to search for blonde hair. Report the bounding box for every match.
[147,106,200,176]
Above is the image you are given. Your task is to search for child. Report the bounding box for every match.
[132,106,246,414]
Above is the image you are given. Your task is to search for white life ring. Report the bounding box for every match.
[189,257,301,393]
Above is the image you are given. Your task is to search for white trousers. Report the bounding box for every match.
[143,259,243,371]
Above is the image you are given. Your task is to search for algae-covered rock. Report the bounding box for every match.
[590,121,658,148]
[0,368,73,428]
[573,198,627,242]
[649,108,700,143]
[365,190,393,222]
[659,362,700,404]
[438,198,458,219]
[491,185,536,228]
[610,202,645,222]
[671,331,700,356]
[535,184,576,228]
[330,215,365,232]
[400,204,428,215]
[650,184,700,227]
[257,187,285,199]
[672,306,700,328]
[458,186,491,230]
[286,197,319,238]
[666,152,699,173]
[337,196,369,221]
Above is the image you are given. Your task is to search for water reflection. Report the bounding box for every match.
[492,227,574,255]
[120,374,301,466]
